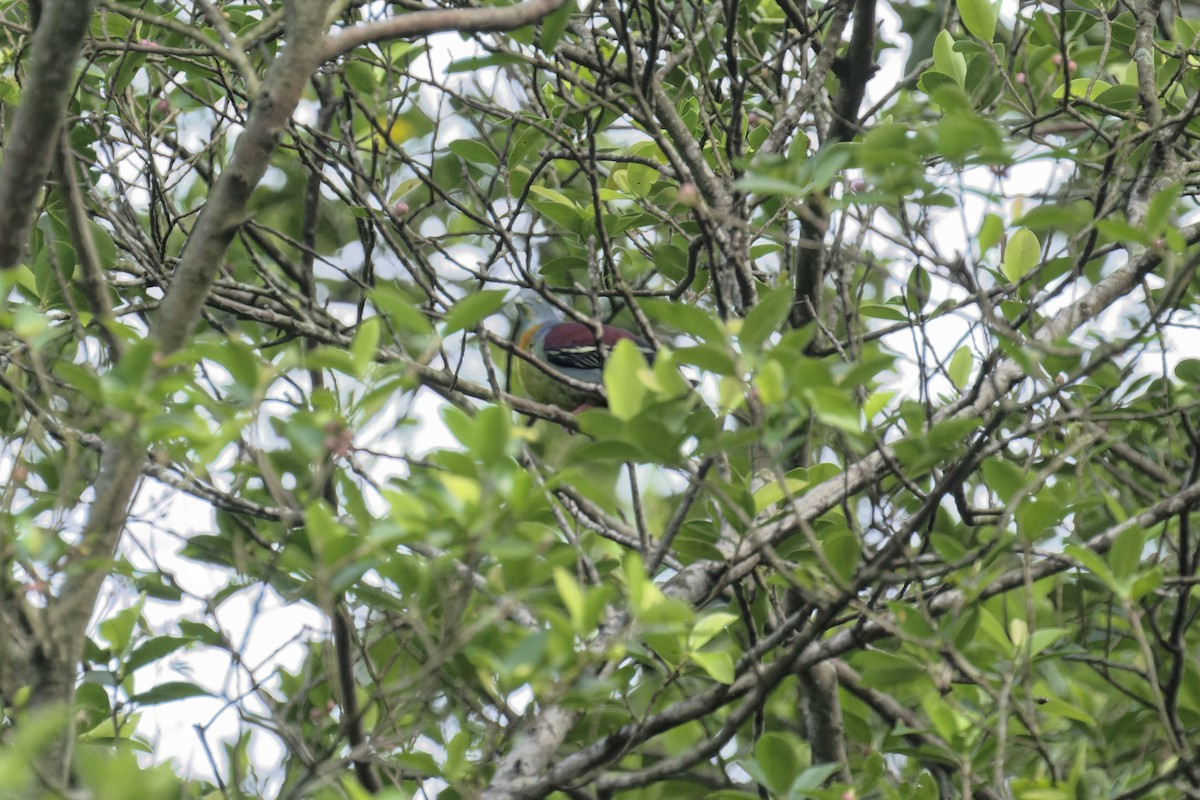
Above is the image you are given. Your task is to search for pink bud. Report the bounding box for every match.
[391,201,410,216]
[1015,72,1026,84]
[138,38,158,49]
[155,98,170,115]
[677,182,700,207]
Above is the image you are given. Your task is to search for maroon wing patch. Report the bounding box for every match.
[541,323,655,370]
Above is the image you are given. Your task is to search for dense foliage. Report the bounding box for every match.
[2,0,1200,797]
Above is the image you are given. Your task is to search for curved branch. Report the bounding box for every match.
[321,0,566,62]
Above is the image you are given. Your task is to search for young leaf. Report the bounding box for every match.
[350,316,382,377]
[933,30,967,86]
[443,290,507,334]
[449,139,498,167]
[958,0,997,41]
[740,287,792,352]
[948,345,974,390]
[1002,227,1040,282]
[604,338,651,421]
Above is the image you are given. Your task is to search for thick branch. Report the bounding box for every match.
[322,0,566,61]
[828,0,877,142]
[152,0,331,353]
[0,0,98,268]
[43,0,335,761]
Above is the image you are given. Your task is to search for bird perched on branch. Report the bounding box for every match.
[515,296,655,412]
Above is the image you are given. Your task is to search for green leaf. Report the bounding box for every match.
[802,141,857,193]
[1064,543,1117,588]
[1144,182,1181,236]
[125,636,194,674]
[978,213,1004,253]
[740,287,792,352]
[529,198,582,232]
[1096,218,1151,247]
[1129,566,1163,601]
[623,162,659,196]
[1016,200,1095,234]
[110,337,158,388]
[933,30,967,86]
[981,458,1025,503]
[1092,83,1140,111]
[99,600,143,657]
[1052,78,1113,100]
[553,568,586,632]
[471,403,511,465]
[753,732,800,793]
[675,343,739,375]
[822,527,861,583]
[1002,227,1040,282]
[528,184,575,206]
[130,681,210,706]
[752,471,809,512]
[443,290,508,334]
[639,298,727,343]
[690,650,734,684]
[792,762,847,793]
[732,174,807,196]
[958,0,996,40]
[624,551,668,615]
[1027,627,1068,657]
[864,389,895,419]
[305,500,350,560]
[1175,358,1200,384]
[808,387,861,434]
[604,338,651,421]
[350,316,382,377]
[948,345,973,390]
[371,285,434,338]
[538,0,573,51]
[860,303,909,321]
[446,53,526,73]
[937,110,1004,162]
[448,139,498,167]
[1037,696,1097,727]
[343,61,377,96]
[177,620,224,647]
[1108,526,1144,580]
[689,612,738,649]
[854,650,926,687]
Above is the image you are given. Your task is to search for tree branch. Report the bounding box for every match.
[321,0,566,61]
[0,0,98,268]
